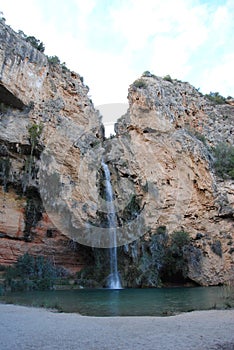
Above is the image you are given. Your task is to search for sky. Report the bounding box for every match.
[0,0,234,132]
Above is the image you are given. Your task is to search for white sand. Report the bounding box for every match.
[0,304,233,350]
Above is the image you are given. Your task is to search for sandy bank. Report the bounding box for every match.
[0,304,233,349]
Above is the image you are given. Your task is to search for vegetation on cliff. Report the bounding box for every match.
[18,30,45,52]
[204,91,227,105]
[2,253,67,291]
[213,143,234,179]
[28,123,43,151]
[75,229,194,288]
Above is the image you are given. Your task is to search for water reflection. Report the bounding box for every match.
[1,286,233,317]
[107,290,120,316]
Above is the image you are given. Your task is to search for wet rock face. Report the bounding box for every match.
[0,21,233,286]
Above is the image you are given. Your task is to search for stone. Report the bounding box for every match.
[0,22,233,286]
[0,21,103,273]
[111,74,234,286]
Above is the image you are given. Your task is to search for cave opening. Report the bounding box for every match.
[0,84,25,110]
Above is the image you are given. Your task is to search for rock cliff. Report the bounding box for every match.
[110,74,234,286]
[0,22,233,286]
[0,21,103,272]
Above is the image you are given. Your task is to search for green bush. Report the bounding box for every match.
[28,123,43,150]
[3,253,64,291]
[172,230,190,245]
[18,30,45,52]
[205,92,226,105]
[47,55,68,71]
[47,55,61,65]
[26,36,45,52]
[133,79,147,89]
[213,143,234,179]
[142,71,155,78]
[156,226,167,235]
[163,74,173,83]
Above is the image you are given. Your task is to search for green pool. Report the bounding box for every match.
[1,286,233,316]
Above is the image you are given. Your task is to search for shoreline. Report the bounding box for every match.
[0,304,234,349]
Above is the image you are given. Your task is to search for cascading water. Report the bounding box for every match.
[101,160,122,289]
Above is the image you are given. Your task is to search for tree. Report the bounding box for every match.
[18,30,45,52]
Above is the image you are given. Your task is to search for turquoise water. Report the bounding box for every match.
[1,286,233,316]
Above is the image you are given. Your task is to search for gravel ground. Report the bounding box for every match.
[0,304,233,350]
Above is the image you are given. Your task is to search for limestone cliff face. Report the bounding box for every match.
[110,74,234,286]
[0,21,103,272]
[0,21,233,286]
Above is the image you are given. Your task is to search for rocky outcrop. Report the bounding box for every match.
[0,21,233,286]
[109,74,234,286]
[0,21,103,272]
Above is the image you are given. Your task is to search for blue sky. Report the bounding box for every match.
[1,0,234,127]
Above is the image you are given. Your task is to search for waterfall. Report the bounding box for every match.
[101,160,122,289]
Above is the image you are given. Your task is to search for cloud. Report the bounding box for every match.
[109,0,234,96]
[199,53,234,96]
[109,0,207,78]
[1,0,234,114]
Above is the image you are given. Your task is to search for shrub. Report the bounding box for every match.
[142,71,155,78]
[163,74,173,83]
[156,226,167,235]
[61,62,68,71]
[47,55,61,65]
[3,253,63,291]
[47,55,68,71]
[204,92,226,105]
[28,123,43,150]
[26,36,45,52]
[18,30,45,52]
[171,230,190,249]
[133,79,147,89]
[213,143,234,179]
